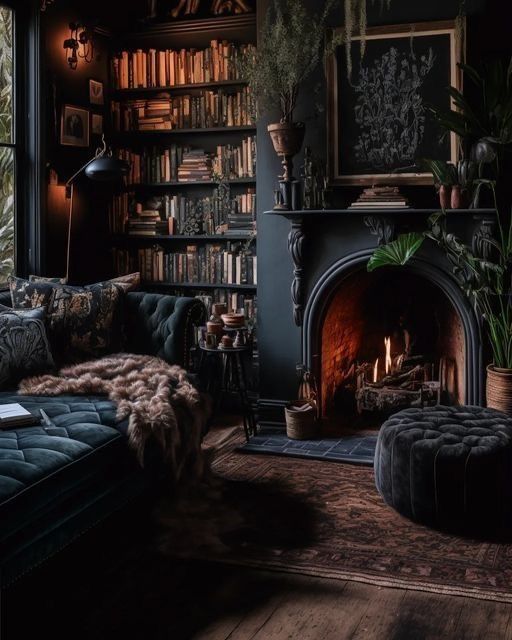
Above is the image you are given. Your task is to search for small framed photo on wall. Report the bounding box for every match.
[89,79,104,105]
[60,104,90,147]
[91,113,103,136]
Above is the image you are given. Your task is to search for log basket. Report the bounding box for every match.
[285,368,319,440]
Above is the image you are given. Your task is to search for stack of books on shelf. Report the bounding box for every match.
[117,137,256,185]
[349,186,410,209]
[112,243,257,286]
[126,208,170,236]
[110,188,257,237]
[223,188,256,236]
[118,145,189,184]
[111,87,254,132]
[177,149,212,182]
[112,42,256,90]
[213,136,256,179]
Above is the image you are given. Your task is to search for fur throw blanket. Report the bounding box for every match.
[19,354,211,481]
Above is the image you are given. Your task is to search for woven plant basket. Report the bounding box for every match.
[486,365,512,415]
[285,400,318,440]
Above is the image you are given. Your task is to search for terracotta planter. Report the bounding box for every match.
[267,121,305,182]
[267,121,305,156]
[439,185,451,209]
[450,184,462,209]
[486,364,512,415]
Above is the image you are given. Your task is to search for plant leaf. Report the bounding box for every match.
[367,233,425,272]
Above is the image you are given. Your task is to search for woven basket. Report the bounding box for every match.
[285,400,318,440]
[487,365,512,415]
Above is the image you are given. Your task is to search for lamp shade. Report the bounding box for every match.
[84,156,130,182]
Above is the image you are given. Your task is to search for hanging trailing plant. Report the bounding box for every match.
[342,0,392,80]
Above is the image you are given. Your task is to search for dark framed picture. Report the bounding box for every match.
[89,79,104,105]
[327,20,463,186]
[91,113,103,136]
[60,104,90,147]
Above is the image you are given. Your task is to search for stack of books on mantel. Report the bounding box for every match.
[178,150,212,182]
[349,186,410,209]
[126,209,170,236]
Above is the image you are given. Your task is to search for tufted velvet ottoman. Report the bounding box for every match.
[374,405,512,533]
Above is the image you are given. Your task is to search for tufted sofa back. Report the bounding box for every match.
[0,288,206,369]
[124,292,206,367]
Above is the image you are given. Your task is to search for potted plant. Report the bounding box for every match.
[429,58,512,184]
[239,0,336,182]
[367,181,512,414]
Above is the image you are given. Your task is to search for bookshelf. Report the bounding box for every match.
[108,11,259,366]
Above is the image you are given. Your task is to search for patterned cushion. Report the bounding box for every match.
[0,306,54,389]
[48,282,122,361]
[8,276,57,310]
[8,273,141,363]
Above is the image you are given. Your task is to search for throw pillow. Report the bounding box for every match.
[0,306,55,389]
[8,276,58,310]
[48,282,122,362]
[8,273,141,363]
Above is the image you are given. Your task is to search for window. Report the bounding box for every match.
[0,6,14,286]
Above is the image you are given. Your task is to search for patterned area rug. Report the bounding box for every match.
[238,430,377,465]
[163,428,512,603]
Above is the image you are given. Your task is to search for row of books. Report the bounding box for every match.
[112,244,257,286]
[111,87,255,131]
[112,41,256,90]
[111,189,256,237]
[117,136,257,185]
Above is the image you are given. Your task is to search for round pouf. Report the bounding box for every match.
[375,405,512,533]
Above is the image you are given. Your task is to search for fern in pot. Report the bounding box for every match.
[239,0,336,181]
[367,185,512,414]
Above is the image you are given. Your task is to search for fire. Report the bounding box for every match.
[373,358,379,383]
[385,337,392,375]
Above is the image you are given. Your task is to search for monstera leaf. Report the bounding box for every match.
[367,233,424,272]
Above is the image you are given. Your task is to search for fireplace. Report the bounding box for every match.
[301,247,483,429]
[320,269,464,423]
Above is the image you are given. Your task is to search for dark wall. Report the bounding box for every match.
[256,0,511,402]
[42,4,112,283]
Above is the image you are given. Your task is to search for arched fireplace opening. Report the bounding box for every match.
[303,251,482,431]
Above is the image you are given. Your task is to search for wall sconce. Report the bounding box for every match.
[63,23,95,70]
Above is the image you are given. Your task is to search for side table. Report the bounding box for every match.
[198,343,256,441]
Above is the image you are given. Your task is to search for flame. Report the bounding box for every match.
[373,358,379,383]
[385,337,392,375]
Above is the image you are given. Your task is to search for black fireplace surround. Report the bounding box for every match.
[257,208,492,424]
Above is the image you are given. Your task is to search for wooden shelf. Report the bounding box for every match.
[126,14,256,40]
[112,234,256,242]
[125,178,256,189]
[266,208,497,218]
[112,80,248,96]
[113,126,256,138]
[142,281,257,291]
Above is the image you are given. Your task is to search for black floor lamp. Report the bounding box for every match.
[65,135,129,281]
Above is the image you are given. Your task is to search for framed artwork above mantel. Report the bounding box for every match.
[327,20,463,186]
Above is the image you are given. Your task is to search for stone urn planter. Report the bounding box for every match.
[267,121,305,182]
[486,365,512,415]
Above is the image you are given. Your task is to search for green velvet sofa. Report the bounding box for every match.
[0,290,206,589]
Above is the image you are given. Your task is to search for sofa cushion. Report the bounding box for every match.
[0,307,54,389]
[0,393,131,541]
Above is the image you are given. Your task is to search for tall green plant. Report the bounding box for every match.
[0,7,14,286]
[239,0,337,123]
[367,185,512,368]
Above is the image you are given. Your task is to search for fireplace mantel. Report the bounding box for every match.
[265,208,497,326]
